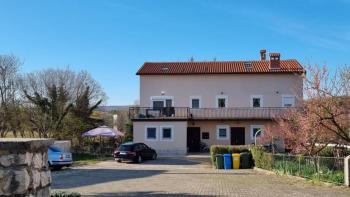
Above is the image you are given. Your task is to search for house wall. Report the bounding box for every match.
[190,120,279,146]
[133,121,188,156]
[140,74,303,108]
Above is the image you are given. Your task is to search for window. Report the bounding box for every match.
[282,95,295,107]
[145,126,158,141]
[160,126,174,141]
[216,125,229,140]
[216,95,228,108]
[190,96,201,108]
[150,96,174,108]
[251,95,263,107]
[250,125,264,140]
[152,100,164,109]
[192,99,200,108]
[202,132,209,139]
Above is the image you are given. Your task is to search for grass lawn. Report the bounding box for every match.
[72,153,112,166]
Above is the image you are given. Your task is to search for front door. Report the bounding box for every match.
[187,127,201,152]
[230,127,245,145]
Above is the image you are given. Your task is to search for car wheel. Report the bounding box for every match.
[152,153,157,160]
[137,155,142,163]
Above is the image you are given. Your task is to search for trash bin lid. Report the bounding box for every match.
[223,153,231,157]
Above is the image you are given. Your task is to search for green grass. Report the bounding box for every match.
[72,153,112,166]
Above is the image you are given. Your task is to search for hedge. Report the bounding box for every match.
[250,146,273,170]
[210,145,251,165]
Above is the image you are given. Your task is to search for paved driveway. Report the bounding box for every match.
[52,156,350,196]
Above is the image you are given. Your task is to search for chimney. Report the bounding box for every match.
[260,49,266,60]
[269,52,281,69]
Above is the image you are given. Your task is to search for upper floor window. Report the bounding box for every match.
[216,95,228,108]
[190,96,201,109]
[250,95,263,107]
[282,95,295,107]
[151,96,173,108]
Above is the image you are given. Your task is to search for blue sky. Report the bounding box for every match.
[0,0,349,105]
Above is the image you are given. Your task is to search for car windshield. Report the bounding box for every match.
[49,146,62,152]
[118,145,133,151]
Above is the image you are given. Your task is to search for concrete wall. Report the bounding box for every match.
[190,120,279,147]
[140,74,303,108]
[133,121,188,156]
[0,138,54,196]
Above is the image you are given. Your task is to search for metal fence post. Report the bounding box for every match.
[345,155,350,186]
[317,156,320,181]
[283,154,286,174]
[298,156,301,176]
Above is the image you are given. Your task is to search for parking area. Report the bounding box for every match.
[51,156,350,196]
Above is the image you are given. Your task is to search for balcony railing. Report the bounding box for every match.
[129,107,291,120]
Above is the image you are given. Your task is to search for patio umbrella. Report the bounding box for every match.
[82,126,124,154]
[82,126,124,137]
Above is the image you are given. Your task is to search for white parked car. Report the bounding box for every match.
[48,146,73,170]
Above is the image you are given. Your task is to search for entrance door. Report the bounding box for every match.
[187,127,201,152]
[230,127,245,145]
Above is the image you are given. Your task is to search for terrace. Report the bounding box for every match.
[129,107,292,121]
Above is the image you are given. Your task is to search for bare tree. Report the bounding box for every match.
[0,55,22,137]
[21,67,106,138]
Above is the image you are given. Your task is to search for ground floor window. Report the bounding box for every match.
[251,125,264,140]
[202,132,209,139]
[216,125,229,140]
[160,126,174,141]
[145,126,158,141]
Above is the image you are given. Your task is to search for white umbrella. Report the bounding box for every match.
[82,126,124,137]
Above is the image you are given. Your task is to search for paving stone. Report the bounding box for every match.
[51,158,350,197]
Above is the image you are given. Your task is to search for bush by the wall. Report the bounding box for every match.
[50,190,81,197]
[250,146,273,170]
[210,145,251,165]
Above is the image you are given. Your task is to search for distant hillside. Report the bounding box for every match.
[96,105,131,112]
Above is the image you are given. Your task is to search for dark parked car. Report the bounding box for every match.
[114,142,157,163]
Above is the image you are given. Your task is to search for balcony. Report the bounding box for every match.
[129,107,290,121]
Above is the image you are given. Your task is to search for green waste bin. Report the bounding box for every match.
[240,152,252,169]
[215,154,224,169]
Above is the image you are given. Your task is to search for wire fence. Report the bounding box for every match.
[270,154,345,184]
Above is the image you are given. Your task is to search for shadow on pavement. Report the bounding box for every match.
[86,191,214,197]
[140,158,201,165]
[51,169,166,189]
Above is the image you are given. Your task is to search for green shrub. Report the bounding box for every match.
[250,146,272,170]
[210,145,251,165]
[50,190,81,197]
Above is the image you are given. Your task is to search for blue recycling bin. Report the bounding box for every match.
[223,153,232,170]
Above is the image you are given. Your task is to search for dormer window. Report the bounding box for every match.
[244,62,252,70]
[161,66,169,72]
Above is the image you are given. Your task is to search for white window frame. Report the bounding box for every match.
[250,125,264,140]
[150,96,174,107]
[250,95,263,107]
[216,125,230,140]
[144,126,158,141]
[215,95,228,108]
[189,96,202,109]
[282,95,295,107]
[160,125,174,141]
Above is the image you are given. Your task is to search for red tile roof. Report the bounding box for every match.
[136,59,305,75]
